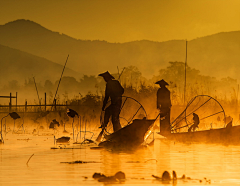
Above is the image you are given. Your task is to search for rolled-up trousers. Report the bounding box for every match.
[104,99,122,132]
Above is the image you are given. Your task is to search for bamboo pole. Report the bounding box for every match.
[184,40,187,105]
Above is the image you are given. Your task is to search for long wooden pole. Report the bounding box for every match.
[33,76,41,105]
[184,40,187,105]
[52,55,69,106]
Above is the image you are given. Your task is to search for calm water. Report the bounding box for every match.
[1,131,240,186]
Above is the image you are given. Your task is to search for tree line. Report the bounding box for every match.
[0,62,238,107]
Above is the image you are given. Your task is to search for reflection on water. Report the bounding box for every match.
[1,132,240,186]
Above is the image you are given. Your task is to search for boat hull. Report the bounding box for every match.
[99,118,155,150]
[159,125,240,145]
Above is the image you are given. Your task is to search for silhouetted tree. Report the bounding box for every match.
[120,66,144,90]
[79,75,98,92]
[44,80,54,91]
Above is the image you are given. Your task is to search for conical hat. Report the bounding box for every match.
[98,71,115,79]
[155,79,169,86]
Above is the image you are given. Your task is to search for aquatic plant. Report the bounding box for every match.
[67,108,79,142]
[93,171,126,183]
[56,136,70,143]
[1,112,21,143]
[61,160,98,164]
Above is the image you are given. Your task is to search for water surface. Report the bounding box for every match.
[1,132,240,186]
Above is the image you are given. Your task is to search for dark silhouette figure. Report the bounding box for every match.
[99,71,124,132]
[156,79,171,135]
[67,108,79,118]
[188,113,200,132]
[9,112,21,120]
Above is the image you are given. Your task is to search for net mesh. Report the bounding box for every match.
[171,95,226,133]
[102,96,147,134]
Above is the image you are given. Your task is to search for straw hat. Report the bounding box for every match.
[98,71,115,79]
[155,79,169,86]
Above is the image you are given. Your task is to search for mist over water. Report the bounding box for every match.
[1,126,240,186]
[0,70,240,185]
[1,2,240,185]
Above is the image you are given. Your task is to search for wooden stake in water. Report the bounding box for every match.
[72,117,75,142]
[80,116,81,144]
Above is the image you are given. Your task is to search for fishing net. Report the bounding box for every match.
[101,96,147,134]
[171,95,226,133]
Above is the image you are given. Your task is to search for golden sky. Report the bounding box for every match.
[0,0,240,43]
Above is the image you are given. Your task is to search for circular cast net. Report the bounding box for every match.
[101,96,147,135]
[171,95,227,133]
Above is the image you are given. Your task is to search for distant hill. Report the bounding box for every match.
[1,19,240,80]
[0,44,81,85]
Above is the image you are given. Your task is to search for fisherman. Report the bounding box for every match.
[156,79,172,135]
[99,71,124,132]
[188,113,199,132]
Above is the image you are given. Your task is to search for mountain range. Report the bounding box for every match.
[0,43,80,85]
[1,19,240,85]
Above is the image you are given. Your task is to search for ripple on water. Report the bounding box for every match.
[1,134,240,185]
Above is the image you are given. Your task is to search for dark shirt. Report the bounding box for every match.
[103,79,124,108]
[157,86,171,109]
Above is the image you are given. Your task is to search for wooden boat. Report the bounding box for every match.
[158,121,240,145]
[158,95,240,145]
[97,96,156,150]
[99,118,155,150]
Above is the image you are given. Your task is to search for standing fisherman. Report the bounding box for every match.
[156,79,172,135]
[99,71,124,132]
